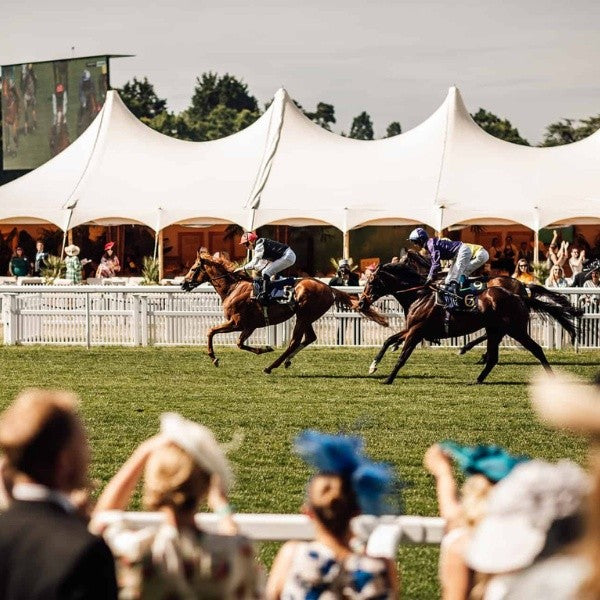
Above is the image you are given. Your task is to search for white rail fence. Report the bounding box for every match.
[94,512,445,558]
[1,286,599,349]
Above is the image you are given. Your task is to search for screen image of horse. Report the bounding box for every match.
[0,56,108,170]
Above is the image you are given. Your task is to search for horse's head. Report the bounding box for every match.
[358,263,424,310]
[181,252,210,292]
[358,265,384,310]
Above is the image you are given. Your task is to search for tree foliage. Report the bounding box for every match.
[187,72,258,121]
[304,102,336,131]
[540,115,600,146]
[117,77,167,120]
[385,121,402,138]
[471,108,529,145]
[349,111,374,140]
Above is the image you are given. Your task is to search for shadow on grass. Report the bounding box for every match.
[296,373,452,380]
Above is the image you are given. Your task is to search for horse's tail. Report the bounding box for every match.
[524,284,583,343]
[331,288,389,327]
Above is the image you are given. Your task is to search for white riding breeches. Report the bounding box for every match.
[445,245,473,283]
[262,249,296,278]
[464,248,490,276]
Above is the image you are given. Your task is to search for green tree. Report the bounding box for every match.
[349,111,374,140]
[117,77,167,120]
[541,115,600,146]
[304,102,336,131]
[471,108,529,145]
[385,121,402,138]
[187,72,258,121]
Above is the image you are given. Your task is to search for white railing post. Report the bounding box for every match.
[140,295,149,347]
[2,293,16,345]
[132,295,141,346]
[85,291,91,348]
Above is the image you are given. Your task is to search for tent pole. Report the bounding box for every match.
[60,230,68,258]
[158,230,164,281]
[533,229,539,264]
[67,230,74,245]
[343,231,350,260]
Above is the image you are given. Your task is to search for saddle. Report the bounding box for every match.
[252,277,297,307]
[436,277,487,313]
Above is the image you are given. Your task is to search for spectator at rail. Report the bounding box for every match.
[545,264,568,288]
[424,442,528,600]
[502,235,518,273]
[489,237,505,272]
[96,242,121,278]
[512,260,538,284]
[9,246,30,277]
[359,262,379,285]
[266,430,398,599]
[573,258,600,287]
[580,267,600,309]
[517,241,534,264]
[568,246,586,281]
[530,371,600,600]
[329,258,359,287]
[92,413,263,599]
[466,459,588,600]
[64,244,84,284]
[33,239,49,276]
[0,388,118,599]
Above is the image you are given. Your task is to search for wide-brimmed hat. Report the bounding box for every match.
[104,241,115,251]
[530,371,600,435]
[466,459,588,574]
[65,244,80,256]
[160,413,233,493]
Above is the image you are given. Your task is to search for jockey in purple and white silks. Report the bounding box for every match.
[408,228,473,309]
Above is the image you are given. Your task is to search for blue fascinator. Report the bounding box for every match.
[294,430,398,515]
[439,441,529,483]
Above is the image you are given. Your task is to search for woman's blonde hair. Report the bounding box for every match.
[143,443,211,512]
[460,474,494,529]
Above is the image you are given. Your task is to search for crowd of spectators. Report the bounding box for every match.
[0,372,598,599]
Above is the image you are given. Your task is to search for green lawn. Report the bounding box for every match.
[0,345,595,598]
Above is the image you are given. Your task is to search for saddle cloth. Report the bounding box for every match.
[253,277,296,304]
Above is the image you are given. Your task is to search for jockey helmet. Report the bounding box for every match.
[240,231,258,245]
[408,227,428,246]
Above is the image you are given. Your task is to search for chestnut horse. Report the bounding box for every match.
[182,252,387,373]
[357,262,580,384]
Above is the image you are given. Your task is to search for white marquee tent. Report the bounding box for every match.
[0,86,598,239]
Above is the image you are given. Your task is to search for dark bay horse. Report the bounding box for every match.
[357,262,580,384]
[182,252,387,373]
[399,250,581,360]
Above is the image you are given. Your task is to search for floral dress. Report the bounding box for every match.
[280,541,393,599]
[101,520,263,599]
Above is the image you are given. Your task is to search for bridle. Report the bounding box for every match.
[183,256,242,291]
[359,266,430,309]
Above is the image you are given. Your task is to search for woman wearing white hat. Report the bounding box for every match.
[64,244,83,284]
[92,414,262,599]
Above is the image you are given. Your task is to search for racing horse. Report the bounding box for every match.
[182,252,388,373]
[357,261,581,384]
[401,249,580,361]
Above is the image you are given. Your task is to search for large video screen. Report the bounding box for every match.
[1,56,109,170]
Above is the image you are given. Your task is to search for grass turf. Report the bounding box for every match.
[0,345,595,598]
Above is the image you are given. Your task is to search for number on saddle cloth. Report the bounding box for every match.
[458,277,487,312]
[253,277,296,304]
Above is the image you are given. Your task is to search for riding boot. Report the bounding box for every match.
[258,275,271,305]
[445,281,460,311]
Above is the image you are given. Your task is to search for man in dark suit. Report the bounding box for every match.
[0,388,118,600]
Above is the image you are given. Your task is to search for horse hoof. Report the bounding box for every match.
[265,346,274,353]
[391,345,399,352]
[368,361,378,374]
[476,378,485,385]
[382,378,394,385]
[212,358,219,367]
[284,361,292,369]
[264,367,272,375]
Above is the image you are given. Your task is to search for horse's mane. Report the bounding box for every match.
[379,261,424,285]
[198,253,253,282]
[402,249,431,269]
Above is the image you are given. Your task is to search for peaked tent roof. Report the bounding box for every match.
[0,86,598,232]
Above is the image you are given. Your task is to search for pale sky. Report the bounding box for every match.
[2,0,599,143]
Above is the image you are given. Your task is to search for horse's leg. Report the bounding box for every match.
[284,323,317,369]
[237,328,275,355]
[476,331,502,384]
[508,329,552,374]
[369,329,407,374]
[458,333,487,356]
[383,328,424,385]
[264,321,306,374]
[207,319,238,366]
